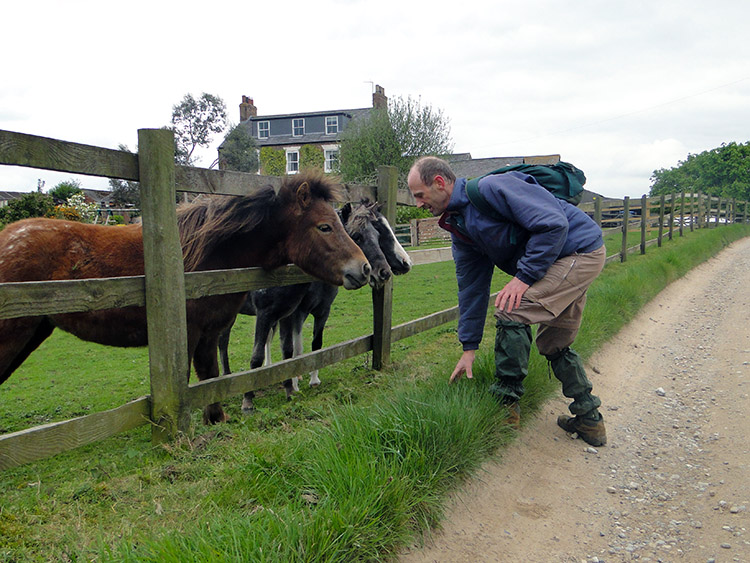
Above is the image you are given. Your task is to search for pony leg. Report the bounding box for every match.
[217,318,235,376]
[242,319,276,413]
[193,334,228,425]
[0,318,55,386]
[278,318,297,399]
[308,309,331,388]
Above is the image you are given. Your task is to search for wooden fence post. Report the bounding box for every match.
[669,192,675,240]
[690,192,695,233]
[679,192,685,237]
[372,165,398,370]
[620,196,629,262]
[640,194,647,255]
[138,129,190,444]
[594,197,602,227]
[658,194,665,247]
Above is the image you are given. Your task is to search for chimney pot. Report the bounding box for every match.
[240,95,258,121]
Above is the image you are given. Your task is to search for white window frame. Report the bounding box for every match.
[257,121,270,139]
[292,118,305,137]
[286,147,300,174]
[325,116,339,135]
[322,144,339,173]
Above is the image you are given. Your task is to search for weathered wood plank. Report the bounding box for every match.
[138,129,190,441]
[0,276,146,319]
[0,129,138,180]
[372,166,398,370]
[185,335,373,409]
[0,397,151,470]
[391,306,460,342]
[184,265,314,299]
[0,266,317,320]
[175,166,281,195]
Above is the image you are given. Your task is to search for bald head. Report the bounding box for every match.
[407,156,456,216]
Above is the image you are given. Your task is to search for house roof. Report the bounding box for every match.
[239,107,374,148]
[0,190,26,202]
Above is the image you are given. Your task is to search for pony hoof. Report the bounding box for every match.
[310,382,321,388]
[203,404,228,425]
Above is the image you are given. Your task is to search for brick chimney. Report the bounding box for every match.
[372,85,387,109]
[239,95,257,121]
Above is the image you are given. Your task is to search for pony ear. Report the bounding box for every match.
[340,202,352,223]
[296,182,311,209]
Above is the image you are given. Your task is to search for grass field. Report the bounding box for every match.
[1,224,748,562]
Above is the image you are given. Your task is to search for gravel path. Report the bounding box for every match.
[401,237,750,563]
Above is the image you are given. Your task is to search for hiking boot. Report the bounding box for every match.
[557,414,607,446]
[505,401,521,429]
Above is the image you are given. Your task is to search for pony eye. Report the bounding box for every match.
[351,232,362,242]
[317,224,333,233]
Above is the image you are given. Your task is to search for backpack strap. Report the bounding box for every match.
[464,177,518,245]
[465,177,502,220]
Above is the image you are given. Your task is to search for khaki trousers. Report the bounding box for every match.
[494,245,605,356]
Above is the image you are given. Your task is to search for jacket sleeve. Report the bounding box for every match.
[480,173,569,285]
[452,236,494,350]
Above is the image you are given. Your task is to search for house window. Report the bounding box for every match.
[286,149,300,174]
[326,116,339,135]
[293,118,305,137]
[257,121,269,139]
[324,148,339,173]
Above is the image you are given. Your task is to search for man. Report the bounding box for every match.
[407,156,607,446]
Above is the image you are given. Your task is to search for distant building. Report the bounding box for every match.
[225,85,388,175]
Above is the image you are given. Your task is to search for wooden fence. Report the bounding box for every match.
[1,129,748,469]
[0,129,454,469]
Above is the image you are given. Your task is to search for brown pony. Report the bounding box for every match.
[0,171,370,424]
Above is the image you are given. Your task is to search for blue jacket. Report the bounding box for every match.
[441,172,603,350]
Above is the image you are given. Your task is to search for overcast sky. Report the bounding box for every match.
[2,0,749,199]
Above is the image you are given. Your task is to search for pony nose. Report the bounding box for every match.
[362,262,371,279]
[379,268,391,281]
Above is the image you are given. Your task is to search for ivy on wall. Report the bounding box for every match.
[259,144,328,175]
[259,147,286,176]
[300,145,324,171]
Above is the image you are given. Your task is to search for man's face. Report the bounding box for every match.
[408,168,452,216]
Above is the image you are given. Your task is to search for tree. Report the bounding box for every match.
[338,94,454,184]
[0,192,55,227]
[171,93,228,166]
[650,141,750,200]
[49,179,82,204]
[219,124,259,173]
[108,144,141,211]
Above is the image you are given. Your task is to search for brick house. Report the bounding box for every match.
[225,85,388,175]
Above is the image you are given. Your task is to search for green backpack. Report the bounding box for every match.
[462,162,586,245]
[464,162,586,218]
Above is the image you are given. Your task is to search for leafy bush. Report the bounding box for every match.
[52,205,82,221]
[48,180,82,204]
[259,147,286,176]
[397,205,432,224]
